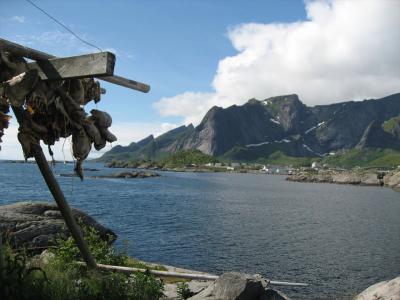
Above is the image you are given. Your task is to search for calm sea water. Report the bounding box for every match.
[0,161,399,299]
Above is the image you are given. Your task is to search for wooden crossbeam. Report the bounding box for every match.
[0,38,150,93]
[28,52,116,80]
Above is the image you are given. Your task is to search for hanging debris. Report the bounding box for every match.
[0,51,117,179]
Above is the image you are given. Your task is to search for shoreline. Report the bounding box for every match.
[286,169,400,190]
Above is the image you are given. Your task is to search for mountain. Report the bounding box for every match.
[99,93,400,163]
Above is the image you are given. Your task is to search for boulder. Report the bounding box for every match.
[354,276,400,300]
[384,171,400,189]
[188,272,289,300]
[360,173,383,186]
[0,201,116,248]
[332,172,361,185]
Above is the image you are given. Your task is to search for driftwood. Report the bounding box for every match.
[77,262,308,287]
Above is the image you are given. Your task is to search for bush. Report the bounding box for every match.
[40,261,163,300]
[0,244,48,300]
[1,223,164,300]
[51,219,127,265]
[176,282,194,300]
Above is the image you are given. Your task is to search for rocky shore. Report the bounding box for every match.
[0,202,290,300]
[287,169,400,190]
[354,276,400,300]
[92,171,160,179]
[0,201,115,248]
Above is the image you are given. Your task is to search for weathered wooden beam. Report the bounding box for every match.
[78,262,309,287]
[27,52,115,80]
[0,38,150,93]
[0,37,53,60]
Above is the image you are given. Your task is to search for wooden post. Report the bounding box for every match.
[33,146,97,268]
[12,107,97,269]
[0,228,3,282]
[0,38,150,93]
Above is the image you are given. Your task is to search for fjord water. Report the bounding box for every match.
[1,161,399,299]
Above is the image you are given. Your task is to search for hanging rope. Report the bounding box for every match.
[24,0,103,52]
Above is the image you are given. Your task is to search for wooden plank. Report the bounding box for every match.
[27,52,115,80]
[0,38,150,93]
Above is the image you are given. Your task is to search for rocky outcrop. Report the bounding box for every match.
[188,272,289,300]
[287,170,383,186]
[288,168,400,190]
[354,276,400,300]
[0,201,116,248]
[92,171,159,179]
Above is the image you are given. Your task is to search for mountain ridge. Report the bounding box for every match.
[100,92,400,163]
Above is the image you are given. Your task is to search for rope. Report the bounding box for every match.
[24,0,103,52]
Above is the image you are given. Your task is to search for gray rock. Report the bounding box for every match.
[0,201,116,248]
[163,281,210,300]
[92,171,160,179]
[188,272,289,300]
[354,276,400,300]
[384,171,400,189]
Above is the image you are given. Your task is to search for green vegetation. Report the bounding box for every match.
[176,282,194,300]
[382,116,400,135]
[0,244,48,300]
[105,142,400,170]
[220,144,316,167]
[257,151,316,167]
[0,223,165,300]
[160,150,218,167]
[321,148,400,168]
[51,222,125,265]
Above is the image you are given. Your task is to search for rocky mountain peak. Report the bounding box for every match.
[99,93,400,162]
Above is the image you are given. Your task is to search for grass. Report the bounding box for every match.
[160,149,218,167]
[258,151,316,167]
[322,148,400,168]
[382,115,400,135]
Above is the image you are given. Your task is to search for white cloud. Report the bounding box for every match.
[12,31,95,56]
[103,47,134,60]
[0,121,178,160]
[9,31,134,61]
[11,16,25,23]
[155,0,400,125]
[154,92,217,125]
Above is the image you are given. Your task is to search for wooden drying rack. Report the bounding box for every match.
[0,37,150,269]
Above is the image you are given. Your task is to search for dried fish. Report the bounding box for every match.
[0,51,117,178]
[99,127,117,143]
[90,109,112,128]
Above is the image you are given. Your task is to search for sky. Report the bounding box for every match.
[0,0,399,160]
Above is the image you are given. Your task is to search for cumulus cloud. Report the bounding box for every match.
[155,0,400,125]
[0,121,178,160]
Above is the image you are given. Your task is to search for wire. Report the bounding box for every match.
[24,0,103,52]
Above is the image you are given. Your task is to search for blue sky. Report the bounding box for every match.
[1,0,399,159]
[1,0,305,124]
